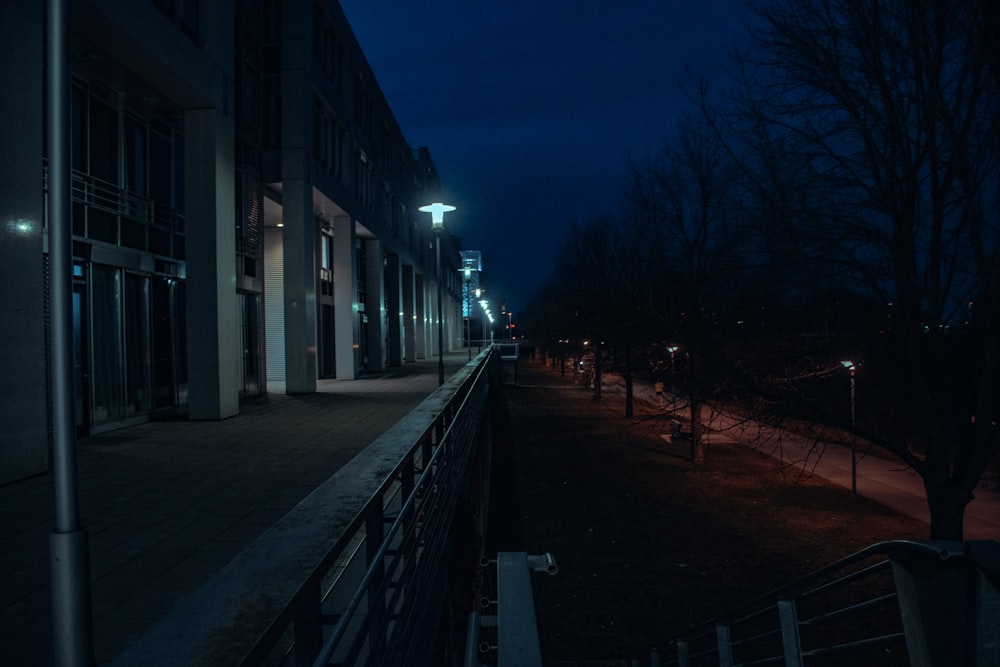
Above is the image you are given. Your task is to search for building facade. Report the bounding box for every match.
[0,0,465,484]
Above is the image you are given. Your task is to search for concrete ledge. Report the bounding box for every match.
[110,363,480,666]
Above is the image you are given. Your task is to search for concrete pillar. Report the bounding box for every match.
[333,215,357,379]
[402,265,416,362]
[364,239,385,372]
[184,108,239,420]
[281,0,317,393]
[0,2,47,482]
[414,273,426,359]
[386,253,403,366]
[280,178,317,393]
[425,276,438,359]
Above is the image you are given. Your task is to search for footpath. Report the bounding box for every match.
[587,367,1000,541]
[0,352,471,666]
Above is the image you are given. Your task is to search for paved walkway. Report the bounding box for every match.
[587,366,1000,542]
[0,351,474,666]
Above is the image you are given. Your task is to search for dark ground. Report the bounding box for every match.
[487,361,927,666]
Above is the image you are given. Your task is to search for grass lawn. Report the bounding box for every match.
[490,361,927,665]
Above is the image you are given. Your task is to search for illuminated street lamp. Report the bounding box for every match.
[841,360,857,494]
[475,288,484,352]
[461,266,472,360]
[667,345,678,411]
[419,202,455,386]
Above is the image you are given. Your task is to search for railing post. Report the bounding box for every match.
[715,623,734,667]
[293,584,323,666]
[366,505,387,663]
[674,640,691,667]
[891,542,968,667]
[777,598,804,667]
[969,541,1000,666]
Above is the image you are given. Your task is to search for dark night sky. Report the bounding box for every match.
[339,0,751,313]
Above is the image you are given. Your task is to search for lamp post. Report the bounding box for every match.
[419,202,455,386]
[667,345,678,411]
[841,360,857,494]
[462,266,472,360]
[507,311,513,340]
[475,288,484,352]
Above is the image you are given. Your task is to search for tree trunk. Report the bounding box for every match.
[924,476,972,541]
[690,398,705,463]
[593,346,602,400]
[624,344,634,419]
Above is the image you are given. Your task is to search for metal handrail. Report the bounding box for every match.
[313,356,490,665]
[109,348,500,667]
[655,540,968,667]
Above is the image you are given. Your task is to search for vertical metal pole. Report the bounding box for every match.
[47,0,95,664]
[436,235,444,386]
[466,277,471,361]
[777,599,804,667]
[715,624,734,667]
[850,368,857,494]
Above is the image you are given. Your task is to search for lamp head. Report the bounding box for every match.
[419,202,456,231]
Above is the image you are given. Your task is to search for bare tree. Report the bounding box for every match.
[739,0,1000,539]
[625,114,750,461]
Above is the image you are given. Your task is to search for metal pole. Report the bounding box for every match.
[850,368,857,495]
[465,276,471,361]
[47,0,95,663]
[436,235,444,386]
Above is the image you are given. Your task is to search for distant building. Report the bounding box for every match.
[1,0,464,483]
[459,250,483,317]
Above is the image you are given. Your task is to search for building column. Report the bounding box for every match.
[280,178,317,394]
[184,108,239,420]
[425,276,437,359]
[386,253,403,366]
[402,265,416,362]
[0,2,46,483]
[281,0,317,393]
[333,215,357,379]
[414,273,426,360]
[364,239,385,372]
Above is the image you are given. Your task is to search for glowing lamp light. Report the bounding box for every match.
[418,202,456,231]
[841,360,854,370]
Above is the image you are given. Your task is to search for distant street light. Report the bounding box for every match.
[507,311,513,340]
[475,288,484,352]
[667,345,678,411]
[841,360,857,494]
[419,202,455,386]
[461,266,472,360]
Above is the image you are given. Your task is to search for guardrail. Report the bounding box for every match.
[466,552,559,667]
[651,539,1000,667]
[112,348,501,667]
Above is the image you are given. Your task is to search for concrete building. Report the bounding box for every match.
[0,0,465,484]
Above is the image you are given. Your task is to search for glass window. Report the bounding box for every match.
[125,116,148,197]
[91,265,123,424]
[125,273,151,417]
[89,97,117,184]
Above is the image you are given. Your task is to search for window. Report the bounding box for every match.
[313,101,346,180]
[313,8,344,90]
[154,0,205,45]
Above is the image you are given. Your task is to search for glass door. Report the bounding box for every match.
[89,264,152,428]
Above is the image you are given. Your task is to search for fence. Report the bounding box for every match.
[112,348,501,667]
[652,539,1000,667]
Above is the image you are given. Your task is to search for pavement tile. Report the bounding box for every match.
[0,352,472,665]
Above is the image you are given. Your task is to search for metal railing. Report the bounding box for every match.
[466,552,559,667]
[651,539,1000,667]
[112,348,501,667]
